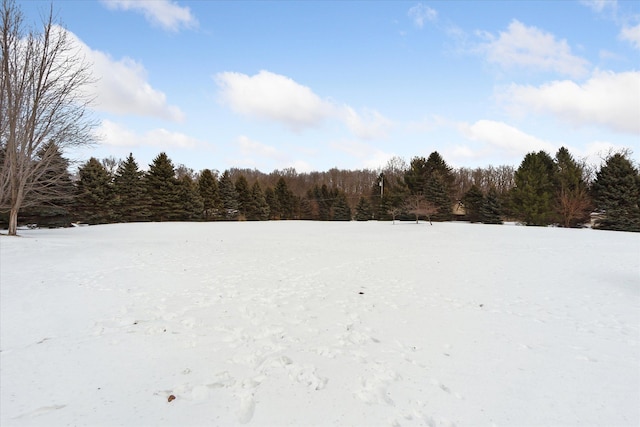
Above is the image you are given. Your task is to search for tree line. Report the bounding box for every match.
[2,146,639,232]
[3,0,638,234]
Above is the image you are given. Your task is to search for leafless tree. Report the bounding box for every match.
[558,186,592,228]
[101,156,120,178]
[387,205,402,224]
[0,0,95,235]
[404,194,437,225]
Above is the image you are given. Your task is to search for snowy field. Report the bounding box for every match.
[1,221,638,427]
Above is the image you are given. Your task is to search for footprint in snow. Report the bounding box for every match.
[236,392,256,424]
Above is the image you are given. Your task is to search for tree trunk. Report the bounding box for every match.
[8,205,18,236]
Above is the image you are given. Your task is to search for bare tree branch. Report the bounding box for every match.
[1,0,96,235]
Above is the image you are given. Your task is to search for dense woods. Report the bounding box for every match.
[2,147,639,232]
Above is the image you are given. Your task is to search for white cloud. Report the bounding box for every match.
[408,4,437,28]
[64,29,184,121]
[500,70,640,134]
[620,23,640,50]
[236,135,281,160]
[216,70,333,131]
[459,119,556,157]
[330,139,395,169]
[580,0,618,13]
[478,20,589,78]
[101,0,197,32]
[232,135,312,172]
[340,106,393,139]
[215,70,392,139]
[97,120,200,149]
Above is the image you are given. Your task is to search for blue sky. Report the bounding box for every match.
[19,0,640,173]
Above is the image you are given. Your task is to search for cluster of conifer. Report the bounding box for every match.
[4,146,639,232]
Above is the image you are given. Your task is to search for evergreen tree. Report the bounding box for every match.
[332,192,352,221]
[554,147,591,227]
[462,185,484,223]
[219,170,239,220]
[591,152,640,232]
[176,175,204,221]
[404,156,428,195]
[113,153,149,222]
[247,181,270,220]
[480,187,503,224]
[145,152,180,222]
[234,175,252,220]
[510,151,557,226]
[75,157,114,224]
[298,196,314,220]
[424,174,452,221]
[275,177,295,219]
[264,187,279,220]
[404,152,454,221]
[354,196,373,221]
[424,151,454,221]
[20,142,74,227]
[314,184,333,221]
[198,169,222,221]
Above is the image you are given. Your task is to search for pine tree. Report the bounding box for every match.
[176,175,204,221]
[198,169,222,221]
[555,147,591,228]
[145,152,180,222]
[404,157,428,195]
[332,192,352,221]
[354,196,373,221]
[275,178,295,219]
[424,175,452,221]
[510,151,557,226]
[234,175,252,220]
[591,152,640,232]
[462,184,484,223]
[480,187,503,224]
[247,181,270,220]
[264,187,279,220]
[75,157,114,224]
[424,151,454,221]
[113,153,148,222]
[219,170,239,220]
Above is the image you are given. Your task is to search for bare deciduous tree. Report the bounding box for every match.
[404,194,437,225]
[558,186,592,228]
[0,0,95,235]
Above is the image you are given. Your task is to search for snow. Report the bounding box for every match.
[1,221,638,426]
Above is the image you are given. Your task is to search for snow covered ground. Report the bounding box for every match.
[1,221,638,426]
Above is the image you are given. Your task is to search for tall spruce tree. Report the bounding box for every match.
[219,170,239,220]
[247,181,270,221]
[113,153,148,222]
[264,187,279,220]
[424,151,454,221]
[404,157,428,195]
[176,175,204,221]
[198,169,221,221]
[75,157,114,224]
[145,152,180,222]
[510,151,557,226]
[480,187,503,224]
[591,152,640,232]
[332,192,352,221]
[275,178,295,219]
[462,184,484,223]
[234,175,252,220]
[354,196,372,221]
